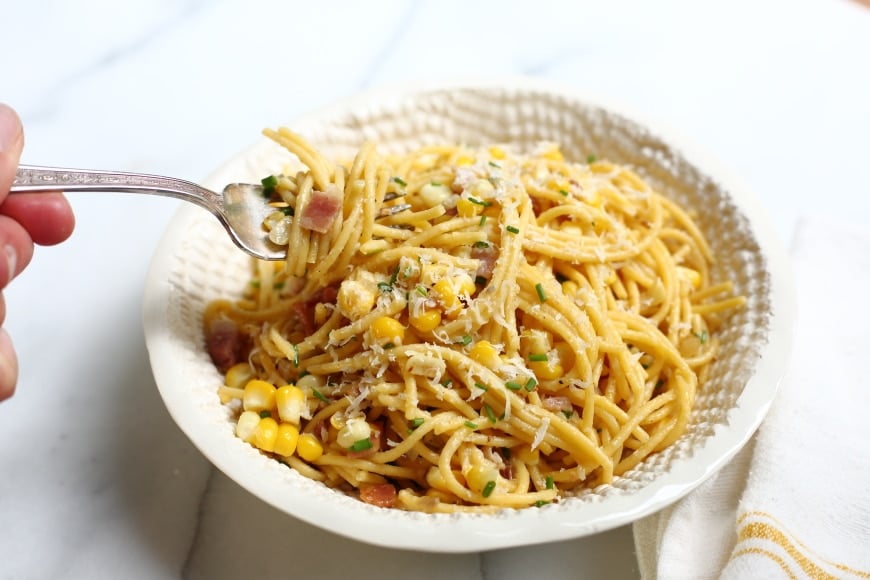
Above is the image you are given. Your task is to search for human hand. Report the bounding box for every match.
[0,104,76,401]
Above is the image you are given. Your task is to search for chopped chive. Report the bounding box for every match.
[259,410,272,419]
[377,281,393,293]
[464,421,478,429]
[524,378,537,391]
[586,154,597,163]
[391,176,407,187]
[475,382,489,392]
[484,404,497,424]
[383,342,395,349]
[474,275,488,286]
[459,335,473,346]
[349,438,373,452]
[529,353,548,362]
[472,240,490,249]
[535,282,547,303]
[482,480,497,498]
[298,370,310,379]
[410,418,425,429]
[505,381,522,391]
[654,379,665,392]
[545,475,554,489]
[479,215,487,226]
[312,388,329,403]
[249,280,261,288]
[468,197,492,207]
[280,206,294,216]
[488,161,501,168]
[416,285,428,297]
[506,225,520,234]
[441,378,453,387]
[292,344,300,367]
[694,330,709,344]
[534,500,549,507]
[273,281,285,290]
[389,266,400,286]
[559,189,569,197]
[562,409,574,419]
[261,175,278,195]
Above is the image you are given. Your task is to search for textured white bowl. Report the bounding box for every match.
[143,79,794,553]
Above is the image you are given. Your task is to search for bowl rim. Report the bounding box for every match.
[143,77,796,553]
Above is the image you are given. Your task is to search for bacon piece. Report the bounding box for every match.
[359,483,397,508]
[472,244,499,279]
[206,318,241,373]
[293,302,316,336]
[299,185,342,233]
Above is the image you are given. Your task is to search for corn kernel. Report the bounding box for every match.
[409,308,442,332]
[456,198,481,218]
[253,417,279,452]
[337,417,372,448]
[676,266,702,289]
[469,340,500,369]
[296,433,324,462]
[224,362,254,389]
[371,316,405,346]
[243,379,276,412]
[553,342,575,374]
[561,280,579,298]
[273,423,300,457]
[337,279,376,320]
[275,385,306,424]
[236,411,261,442]
[465,463,499,495]
[296,373,324,391]
[541,147,564,162]
[488,146,506,160]
[419,183,452,207]
[530,359,564,380]
[455,155,475,166]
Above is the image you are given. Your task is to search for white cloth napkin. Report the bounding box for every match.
[633,217,870,579]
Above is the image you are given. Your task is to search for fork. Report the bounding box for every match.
[12,165,287,260]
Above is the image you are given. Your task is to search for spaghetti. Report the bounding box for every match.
[204,128,745,513]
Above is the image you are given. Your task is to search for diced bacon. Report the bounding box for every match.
[299,185,342,233]
[206,318,241,373]
[472,244,499,279]
[293,302,316,336]
[359,483,397,508]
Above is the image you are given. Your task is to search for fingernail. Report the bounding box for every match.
[4,245,16,286]
[0,103,22,153]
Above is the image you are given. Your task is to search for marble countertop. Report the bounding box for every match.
[1,1,868,578]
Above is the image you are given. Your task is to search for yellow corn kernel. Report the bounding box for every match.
[337,417,372,448]
[329,411,346,430]
[541,146,564,162]
[296,433,324,462]
[371,316,405,346]
[456,197,482,218]
[419,183,452,207]
[553,342,575,374]
[530,358,564,381]
[337,279,376,320]
[488,146,506,160]
[273,423,300,457]
[224,362,254,389]
[676,266,702,289]
[275,385,306,425]
[561,280,579,298]
[469,340,500,369]
[455,155,475,166]
[243,379,276,412]
[409,308,442,332]
[253,417,279,452]
[433,275,476,315]
[465,463,499,495]
[236,411,261,442]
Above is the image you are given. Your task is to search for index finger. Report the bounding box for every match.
[0,104,25,203]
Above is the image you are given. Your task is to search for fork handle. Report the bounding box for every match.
[12,165,223,210]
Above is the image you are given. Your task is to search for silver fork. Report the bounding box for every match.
[12,165,286,260]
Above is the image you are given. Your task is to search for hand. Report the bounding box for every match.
[0,104,75,401]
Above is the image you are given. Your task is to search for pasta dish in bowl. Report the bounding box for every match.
[144,79,793,550]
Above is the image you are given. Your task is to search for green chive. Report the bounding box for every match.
[377,282,393,293]
[505,381,522,391]
[694,330,709,344]
[312,388,329,403]
[464,421,478,429]
[416,286,428,297]
[488,161,501,169]
[482,480,496,497]
[349,438,373,452]
[562,409,574,419]
[534,500,549,507]
[479,215,487,226]
[298,370,310,379]
[475,382,488,392]
[383,342,395,349]
[292,344,300,367]
[259,410,272,419]
[389,266,399,285]
[535,282,547,303]
[586,154,597,163]
[468,197,491,207]
[472,241,490,249]
[249,279,261,288]
[474,275,487,286]
[524,378,537,391]
[273,281,285,290]
[559,189,569,197]
[441,378,453,387]
[506,225,520,234]
[460,335,472,346]
[545,475,554,489]
[392,176,407,187]
[280,206,294,216]
[261,174,278,194]
[529,353,548,362]
[484,404,497,423]
[410,418,425,429]
[654,379,665,392]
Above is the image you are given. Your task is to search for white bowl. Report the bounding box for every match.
[143,79,794,553]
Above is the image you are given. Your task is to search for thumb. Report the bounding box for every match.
[0,104,25,203]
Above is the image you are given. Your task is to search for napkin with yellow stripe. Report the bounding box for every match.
[633,218,870,579]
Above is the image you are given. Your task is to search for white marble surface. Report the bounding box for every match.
[1,1,868,578]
